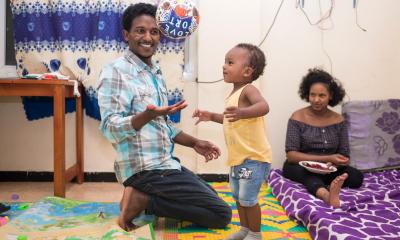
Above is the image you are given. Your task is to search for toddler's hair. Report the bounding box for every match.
[235,43,266,81]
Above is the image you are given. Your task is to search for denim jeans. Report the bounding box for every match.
[123,167,232,228]
[229,159,271,207]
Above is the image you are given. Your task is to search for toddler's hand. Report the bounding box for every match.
[224,106,243,122]
[192,109,212,125]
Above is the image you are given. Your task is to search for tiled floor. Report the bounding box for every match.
[0,182,124,202]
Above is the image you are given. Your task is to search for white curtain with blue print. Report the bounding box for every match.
[11,0,185,122]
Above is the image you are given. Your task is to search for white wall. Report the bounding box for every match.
[1,0,400,173]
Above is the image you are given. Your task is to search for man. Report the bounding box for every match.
[97,3,232,232]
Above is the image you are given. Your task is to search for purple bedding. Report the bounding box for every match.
[269,169,400,240]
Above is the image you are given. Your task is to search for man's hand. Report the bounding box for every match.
[146,100,187,117]
[193,140,221,162]
[224,106,244,122]
[192,109,212,125]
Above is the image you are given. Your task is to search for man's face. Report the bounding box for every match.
[123,15,160,65]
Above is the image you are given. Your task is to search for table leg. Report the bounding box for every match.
[76,90,84,184]
[53,85,66,197]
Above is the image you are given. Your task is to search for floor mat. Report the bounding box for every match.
[0,202,31,221]
[0,197,154,239]
[160,182,311,240]
[0,183,310,240]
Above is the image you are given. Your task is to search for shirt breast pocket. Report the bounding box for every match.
[158,87,168,106]
[132,88,156,111]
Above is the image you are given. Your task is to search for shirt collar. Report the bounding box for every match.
[124,49,160,75]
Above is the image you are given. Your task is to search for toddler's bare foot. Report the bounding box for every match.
[329,173,348,208]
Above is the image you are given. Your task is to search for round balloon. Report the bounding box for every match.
[156,0,200,39]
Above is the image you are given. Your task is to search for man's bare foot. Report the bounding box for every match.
[118,186,149,232]
[329,173,348,208]
[118,215,137,231]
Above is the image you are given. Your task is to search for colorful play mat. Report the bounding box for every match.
[0,183,310,240]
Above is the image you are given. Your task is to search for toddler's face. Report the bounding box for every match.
[223,47,251,83]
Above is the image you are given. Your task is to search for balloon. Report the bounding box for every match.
[156,0,200,39]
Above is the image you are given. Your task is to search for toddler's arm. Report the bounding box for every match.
[224,85,269,122]
[192,109,223,124]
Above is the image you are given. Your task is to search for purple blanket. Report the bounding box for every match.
[269,169,400,240]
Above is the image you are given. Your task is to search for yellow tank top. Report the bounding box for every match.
[223,84,272,166]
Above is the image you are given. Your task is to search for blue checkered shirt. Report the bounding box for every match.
[98,50,182,183]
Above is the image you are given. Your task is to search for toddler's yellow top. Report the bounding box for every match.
[223,84,272,166]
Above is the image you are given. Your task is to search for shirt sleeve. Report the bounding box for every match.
[97,65,137,144]
[166,116,182,138]
[285,119,301,152]
[337,122,350,157]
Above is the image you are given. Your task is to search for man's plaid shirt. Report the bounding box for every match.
[98,50,181,183]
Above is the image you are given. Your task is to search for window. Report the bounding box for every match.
[0,0,17,77]
[6,0,15,66]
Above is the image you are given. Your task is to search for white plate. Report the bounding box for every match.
[299,161,337,174]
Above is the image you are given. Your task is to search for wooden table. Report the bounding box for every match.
[0,79,84,197]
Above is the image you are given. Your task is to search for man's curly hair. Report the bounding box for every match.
[122,3,157,32]
[298,68,346,107]
[235,43,266,81]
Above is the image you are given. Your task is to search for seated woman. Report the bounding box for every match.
[283,68,363,208]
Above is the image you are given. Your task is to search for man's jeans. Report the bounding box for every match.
[123,167,232,228]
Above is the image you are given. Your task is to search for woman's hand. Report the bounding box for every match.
[329,154,349,166]
[193,140,221,162]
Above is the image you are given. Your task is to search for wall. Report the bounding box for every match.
[260,0,400,168]
[0,101,116,171]
[1,0,400,173]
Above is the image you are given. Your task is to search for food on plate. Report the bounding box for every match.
[302,162,332,170]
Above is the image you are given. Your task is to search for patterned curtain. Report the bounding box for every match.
[11,0,185,122]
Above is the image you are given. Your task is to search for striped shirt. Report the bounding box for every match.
[98,50,181,183]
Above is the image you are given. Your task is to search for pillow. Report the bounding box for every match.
[342,99,400,171]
